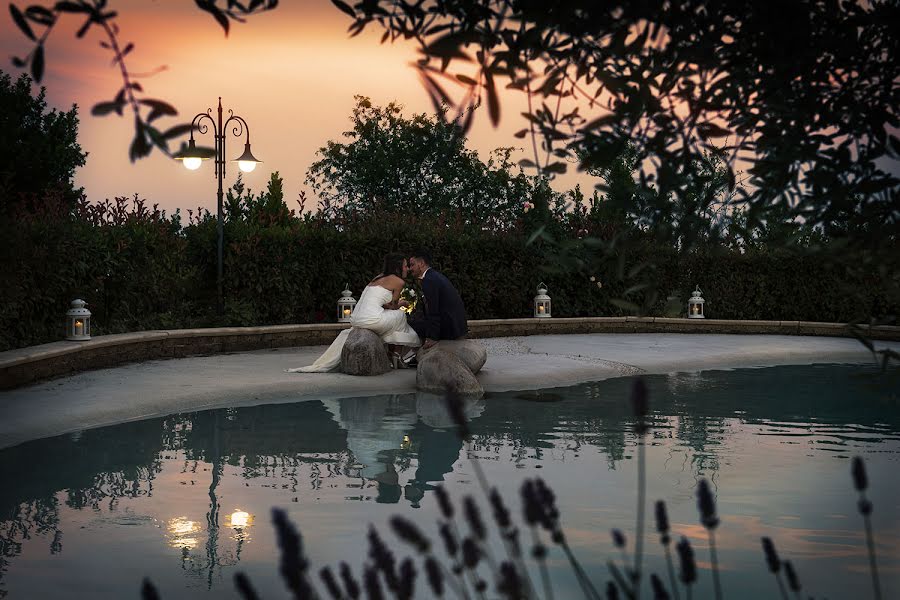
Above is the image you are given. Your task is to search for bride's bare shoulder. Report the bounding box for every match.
[382,274,405,289]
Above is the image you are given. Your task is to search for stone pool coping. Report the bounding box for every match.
[1,331,898,451]
[1,317,898,390]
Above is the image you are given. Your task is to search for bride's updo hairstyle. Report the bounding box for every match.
[381,253,406,278]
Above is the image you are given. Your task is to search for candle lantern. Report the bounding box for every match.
[66,298,92,340]
[337,284,357,322]
[688,286,706,319]
[533,283,552,318]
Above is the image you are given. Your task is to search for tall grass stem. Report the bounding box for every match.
[862,513,882,600]
[634,439,646,599]
[708,529,722,600]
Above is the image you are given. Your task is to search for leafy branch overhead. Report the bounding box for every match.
[333,0,899,235]
[8,0,279,161]
[329,0,899,322]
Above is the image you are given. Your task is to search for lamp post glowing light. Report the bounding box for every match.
[174,98,262,314]
[235,142,260,173]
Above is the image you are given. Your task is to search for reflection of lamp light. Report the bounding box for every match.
[229,510,251,529]
[168,517,200,549]
[401,435,411,450]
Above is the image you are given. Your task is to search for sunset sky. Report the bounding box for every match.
[2,0,593,215]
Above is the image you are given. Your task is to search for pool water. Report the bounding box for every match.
[1,364,898,599]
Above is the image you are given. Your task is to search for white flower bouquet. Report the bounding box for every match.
[400,286,418,314]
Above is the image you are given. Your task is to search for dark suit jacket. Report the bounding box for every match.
[410,269,468,341]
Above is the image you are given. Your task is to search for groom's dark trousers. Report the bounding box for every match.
[410,269,468,341]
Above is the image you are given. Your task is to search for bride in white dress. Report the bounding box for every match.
[288,254,421,373]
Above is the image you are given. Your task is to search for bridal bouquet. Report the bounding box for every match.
[400,286,418,314]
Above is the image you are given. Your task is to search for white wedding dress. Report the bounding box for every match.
[287,285,421,373]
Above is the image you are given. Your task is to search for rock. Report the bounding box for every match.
[416,349,483,397]
[418,339,487,374]
[416,392,485,428]
[340,328,391,376]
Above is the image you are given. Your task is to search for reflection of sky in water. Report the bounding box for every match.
[0,364,897,599]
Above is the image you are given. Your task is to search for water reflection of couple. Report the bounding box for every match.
[289,249,468,372]
[322,393,483,504]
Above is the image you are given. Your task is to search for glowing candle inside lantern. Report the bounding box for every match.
[74,320,84,336]
[538,305,545,314]
[343,308,351,317]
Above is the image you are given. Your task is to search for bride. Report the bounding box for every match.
[288,253,421,373]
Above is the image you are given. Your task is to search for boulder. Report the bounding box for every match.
[416,349,484,397]
[418,339,487,374]
[340,328,391,376]
[415,391,486,428]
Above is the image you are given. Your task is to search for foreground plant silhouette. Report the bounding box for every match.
[139,383,884,599]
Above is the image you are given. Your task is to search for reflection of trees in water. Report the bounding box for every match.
[0,496,61,598]
[469,380,638,471]
[0,365,894,593]
[0,418,165,594]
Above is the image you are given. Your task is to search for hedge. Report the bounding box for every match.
[2,199,896,351]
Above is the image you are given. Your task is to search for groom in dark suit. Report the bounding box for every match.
[407,248,468,350]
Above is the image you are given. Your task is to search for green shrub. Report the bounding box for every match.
[2,193,896,352]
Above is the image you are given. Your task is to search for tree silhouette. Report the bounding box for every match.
[0,70,85,214]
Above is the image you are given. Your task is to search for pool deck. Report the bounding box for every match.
[1,333,897,450]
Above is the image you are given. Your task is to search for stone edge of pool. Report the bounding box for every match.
[1,332,899,452]
[2,318,898,391]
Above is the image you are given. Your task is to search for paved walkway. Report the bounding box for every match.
[1,333,896,449]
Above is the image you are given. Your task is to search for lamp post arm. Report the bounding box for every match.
[224,114,252,144]
[189,111,219,179]
[190,111,216,140]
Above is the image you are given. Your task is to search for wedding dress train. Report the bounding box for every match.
[287,285,420,373]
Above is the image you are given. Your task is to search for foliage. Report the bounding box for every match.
[2,192,199,350]
[0,70,85,213]
[2,187,896,351]
[307,96,540,228]
[333,0,900,320]
[7,1,278,163]
[6,2,898,325]
[335,0,898,227]
[225,171,295,227]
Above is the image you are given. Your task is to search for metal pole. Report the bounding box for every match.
[216,97,224,316]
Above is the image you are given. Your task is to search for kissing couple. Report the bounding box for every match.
[289,248,468,373]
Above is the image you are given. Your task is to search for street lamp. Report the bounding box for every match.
[175,97,261,314]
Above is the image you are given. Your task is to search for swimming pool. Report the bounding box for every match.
[1,364,897,598]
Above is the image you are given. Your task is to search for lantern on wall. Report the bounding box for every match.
[688,286,706,319]
[66,299,92,340]
[337,284,357,322]
[534,283,552,318]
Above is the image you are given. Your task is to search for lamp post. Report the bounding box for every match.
[175,98,261,315]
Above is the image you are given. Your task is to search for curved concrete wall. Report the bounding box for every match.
[1,318,897,390]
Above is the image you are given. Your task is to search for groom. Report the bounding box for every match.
[407,248,468,350]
